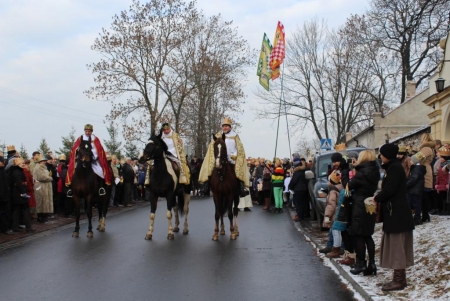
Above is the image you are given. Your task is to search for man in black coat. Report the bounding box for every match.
[0,154,13,235]
[289,158,308,221]
[122,158,135,207]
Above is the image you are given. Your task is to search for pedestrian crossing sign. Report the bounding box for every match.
[320,138,332,150]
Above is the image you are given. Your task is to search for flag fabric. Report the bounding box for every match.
[257,33,272,91]
[269,21,285,80]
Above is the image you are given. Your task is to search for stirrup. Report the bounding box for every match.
[67,189,73,198]
[99,187,106,196]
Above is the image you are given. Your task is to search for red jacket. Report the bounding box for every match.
[23,168,36,208]
[435,165,450,193]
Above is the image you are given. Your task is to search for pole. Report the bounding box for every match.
[273,68,284,160]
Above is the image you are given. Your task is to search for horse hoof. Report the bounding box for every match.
[230,235,237,240]
[212,236,218,241]
[183,229,189,235]
[145,234,152,240]
[99,227,105,232]
[234,231,240,236]
[167,234,174,240]
[87,232,93,238]
[72,232,79,238]
[96,225,101,231]
[173,227,180,233]
[220,231,225,236]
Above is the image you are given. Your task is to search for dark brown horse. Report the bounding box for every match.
[209,133,239,240]
[140,132,190,240]
[71,137,110,238]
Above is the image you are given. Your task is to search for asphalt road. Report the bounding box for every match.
[0,197,354,301]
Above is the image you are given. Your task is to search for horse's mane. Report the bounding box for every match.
[152,132,168,153]
[213,136,228,161]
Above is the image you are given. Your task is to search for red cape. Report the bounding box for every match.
[65,136,111,186]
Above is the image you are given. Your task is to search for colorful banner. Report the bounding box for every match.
[257,33,272,91]
[269,21,285,80]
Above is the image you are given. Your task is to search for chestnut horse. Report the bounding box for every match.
[209,133,239,240]
[140,132,190,240]
[71,137,110,238]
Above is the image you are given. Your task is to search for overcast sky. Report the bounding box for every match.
[0,0,369,159]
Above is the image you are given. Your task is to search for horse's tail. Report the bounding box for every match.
[177,185,187,217]
[221,194,228,216]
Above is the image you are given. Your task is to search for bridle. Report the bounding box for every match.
[214,140,228,180]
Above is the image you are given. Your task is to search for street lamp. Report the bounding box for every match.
[435,78,446,93]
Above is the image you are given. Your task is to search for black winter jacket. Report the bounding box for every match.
[347,161,380,236]
[406,164,426,196]
[0,161,10,203]
[289,165,307,192]
[375,159,414,234]
[9,166,28,205]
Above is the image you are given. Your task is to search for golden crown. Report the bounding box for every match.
[335,143,346,152]
[415,151,426,162]
[438,147,450,157]
[6,145,16,152]
[59,154,66,161]
[398,144,407,153]
[222,117,232,127]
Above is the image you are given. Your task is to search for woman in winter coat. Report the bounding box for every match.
[9,158,33,232]
[434,147,450,215]
[33,155,54,223]
[261,160,272,210]
[346,150,380,275]
[374,144,414,292]
[419,133,435,223]
[288,158,308,221]
[23,159,36,217]
[406,153,426,225]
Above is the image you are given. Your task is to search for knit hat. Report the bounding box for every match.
[328,170,341,185]
[331,152,343,163]
[379,143,399,160]
[411,152,425,165]
[347,151,359,160]
[293,157,301,166]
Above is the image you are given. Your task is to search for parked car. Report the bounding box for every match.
[309,147,383,230]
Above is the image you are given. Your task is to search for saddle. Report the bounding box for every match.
[166,157,181,179]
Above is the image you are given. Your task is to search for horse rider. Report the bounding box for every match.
[160,123,191,186]
[65,124,112,197]
[199,117,250,197]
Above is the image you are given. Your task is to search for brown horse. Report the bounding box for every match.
[209,133,239,240]
[71,137,111,238]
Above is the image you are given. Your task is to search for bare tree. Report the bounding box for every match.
[365,0,449,103]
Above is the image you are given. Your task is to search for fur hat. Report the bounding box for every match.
[379,143,398,160]
[37,155,47,163]
[328,170,341,185]
[331,152,343,163]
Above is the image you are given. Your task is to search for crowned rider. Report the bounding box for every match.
[199,117,250,197]
[160,123,191,185]
[65,124,112,196]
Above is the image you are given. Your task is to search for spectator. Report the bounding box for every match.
[29,151,40,174]
[110,155,119,206]
[260,160,272,210]
[0,154,12,235]
[23,160,37,220]
[190,156,201,197]
[397,145,412,178]
[9,158,34,232]
[289,157,308,221]
[418,133,435,223]
[122,158,135,207]
[346,150,380,275]
[137,165,146,200]
[271,159,285,213]
[374,143,414,292]
[33,155,53,223]
[253,158,265,205]
[45,154,57,214]
[407,153,426,225]
[435,147,450,215]
[283,171,292,207]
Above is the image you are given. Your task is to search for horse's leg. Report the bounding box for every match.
[145,193,157,240]
[72,195,81,238]
[212,196,219,241]
[166,193,175,240]
[220,195,226,235]
[233,194,240,237]
[173,192,180,233]
[182,189,190,235]
[97,193,107,232]
[86,196,94,238]
[229,195,237,240]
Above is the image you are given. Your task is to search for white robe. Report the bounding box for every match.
[82,133,104,179]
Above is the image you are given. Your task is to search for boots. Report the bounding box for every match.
[350,259,367,275]
[382,269,407,291]
[414,216,423,226]
[325,247,341,259]
[337,251,355,266]
[263,198,270,210]
[319,246,332,254]
[363,260,377,276]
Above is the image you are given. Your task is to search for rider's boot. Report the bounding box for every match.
[98,178,106,196]
[67,186,73,198]
[239,180,249,198]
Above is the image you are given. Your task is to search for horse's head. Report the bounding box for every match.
[140,133,167,162]
[212,133,228,169]
[77,137,93,168]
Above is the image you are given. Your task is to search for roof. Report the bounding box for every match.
[389,125,431,144]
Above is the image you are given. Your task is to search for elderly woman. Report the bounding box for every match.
[374,144,414,291]
[33,155,54,223]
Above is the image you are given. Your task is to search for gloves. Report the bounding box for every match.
[20,193,31,199]
[447,185,449,190]
[324,216,330,223]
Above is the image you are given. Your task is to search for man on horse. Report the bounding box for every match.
[65,124,112,197]
[160,123,190,186]
[199,117,250,197]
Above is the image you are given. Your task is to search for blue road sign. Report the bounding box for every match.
[320,138,332,150]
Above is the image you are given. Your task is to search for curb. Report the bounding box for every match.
[0,202,150,251]
[287,210,374,301]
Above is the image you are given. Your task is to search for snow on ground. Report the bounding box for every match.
[309,215,450,300]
